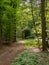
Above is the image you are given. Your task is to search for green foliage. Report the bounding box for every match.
[22,28,31,39]
[24,39,38,47]
[11,51,49,65]
[26,33,35,39]
[0,0,49,44]
[0,0,18,43]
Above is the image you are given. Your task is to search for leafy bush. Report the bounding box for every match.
[24,39,37,47]
[11,51,49,65]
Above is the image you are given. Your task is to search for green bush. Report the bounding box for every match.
[26,33,35,39]
[11,51,49,65]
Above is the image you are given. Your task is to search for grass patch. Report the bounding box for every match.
[24,39,39,49]
[11,50,49,65]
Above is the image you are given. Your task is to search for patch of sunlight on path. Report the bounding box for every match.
[27,47,41,53]
[18,40,25,44]
[18,40,41,53]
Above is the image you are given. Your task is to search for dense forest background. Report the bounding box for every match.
[0,0,49,51]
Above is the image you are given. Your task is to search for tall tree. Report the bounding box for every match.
[41,0,48,51]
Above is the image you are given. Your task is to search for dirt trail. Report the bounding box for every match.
[0,40,41,65]
[0,42,24,65]
[27,47,41,53]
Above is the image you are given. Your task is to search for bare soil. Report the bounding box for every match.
[0,42,24,65]
[0,41,41,65]
[27,47,41,53]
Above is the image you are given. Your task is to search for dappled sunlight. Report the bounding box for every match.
[0,0,49,65]
[27,47,41,53]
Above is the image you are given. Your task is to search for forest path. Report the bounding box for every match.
[0,42,24,65]
[0,40,41,65]
[27,46,41,53]
[19,40,41,53]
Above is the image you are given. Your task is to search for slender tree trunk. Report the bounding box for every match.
[10,0,16,42]
[41,0,48,51]
[30,0,40,48]
[0,14,2,44]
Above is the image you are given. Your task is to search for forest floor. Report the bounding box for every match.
[0,42,24,65]
[0,41,41,65]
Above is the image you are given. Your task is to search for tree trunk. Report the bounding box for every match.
[41,0,48,51]
[0,14,2,44]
